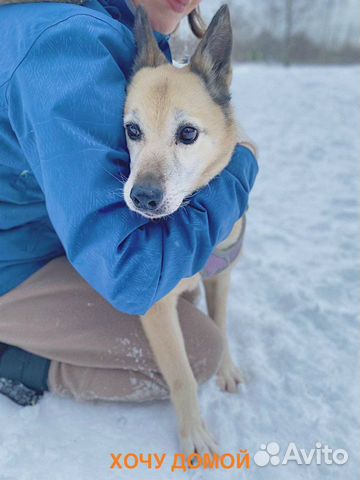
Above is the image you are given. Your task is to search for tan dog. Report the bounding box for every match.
[124,6,256,456]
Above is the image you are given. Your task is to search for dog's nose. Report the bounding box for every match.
[130,183,164,211]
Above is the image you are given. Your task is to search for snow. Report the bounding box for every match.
[1,65,359,479]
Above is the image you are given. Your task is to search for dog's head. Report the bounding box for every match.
[123,5,237,219]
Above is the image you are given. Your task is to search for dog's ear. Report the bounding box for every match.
[190,4,232,108]
[133,6,168,74]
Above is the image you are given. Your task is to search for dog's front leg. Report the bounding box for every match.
[141,296,218,456]
[204,271,243,392]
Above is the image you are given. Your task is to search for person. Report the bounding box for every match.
[0,0,258,405]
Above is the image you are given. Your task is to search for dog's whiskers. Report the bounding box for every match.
[109,189,124,198]
[102,167,127,186]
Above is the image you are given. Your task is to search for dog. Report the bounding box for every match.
[124,5,256,456]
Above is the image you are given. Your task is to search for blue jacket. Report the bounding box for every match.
[0,0,258,315]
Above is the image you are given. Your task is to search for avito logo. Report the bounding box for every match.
[253,442,348,467]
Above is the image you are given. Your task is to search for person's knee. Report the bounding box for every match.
[178,298,224,385]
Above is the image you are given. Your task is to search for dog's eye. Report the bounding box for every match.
[177,126,199,145]
[126,123,142,141]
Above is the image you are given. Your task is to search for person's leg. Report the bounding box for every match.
[0,256,224,402]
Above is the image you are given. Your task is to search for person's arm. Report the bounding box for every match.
[7,15,258,315]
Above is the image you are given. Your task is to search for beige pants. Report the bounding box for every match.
[0,257,224,402]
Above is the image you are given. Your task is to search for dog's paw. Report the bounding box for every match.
[180,420,219,460]
[216,359,244,393]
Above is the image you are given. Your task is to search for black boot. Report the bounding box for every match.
[0,342,50,406]
[0,342,7,355]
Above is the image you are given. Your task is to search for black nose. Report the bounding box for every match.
[130,183,164,211]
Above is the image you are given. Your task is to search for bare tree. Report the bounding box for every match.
[171,0,360,65]
[284,0,293,65]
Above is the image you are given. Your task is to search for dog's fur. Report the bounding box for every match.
[1,0,255,455]
[125,6,256,456]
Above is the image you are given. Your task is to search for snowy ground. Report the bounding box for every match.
[0,65,359,480]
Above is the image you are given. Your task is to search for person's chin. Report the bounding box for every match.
[165,0,189,15]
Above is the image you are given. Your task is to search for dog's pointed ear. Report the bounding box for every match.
[190,4,232,108]
[133,6,168,74]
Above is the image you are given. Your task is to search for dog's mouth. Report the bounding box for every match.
[132,207,169,220]
[127,194,185,220]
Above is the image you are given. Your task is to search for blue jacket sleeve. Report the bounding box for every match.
[7,15,258,315]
